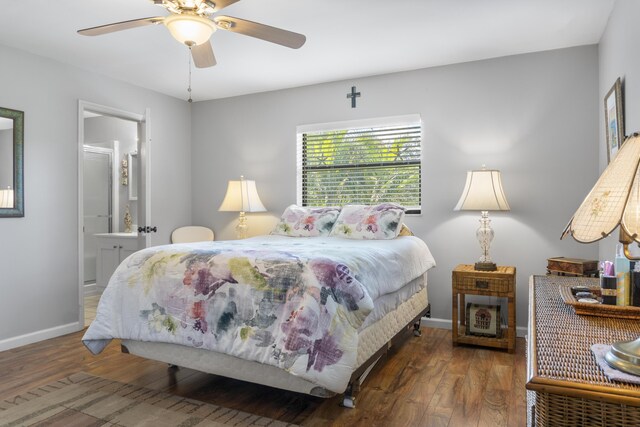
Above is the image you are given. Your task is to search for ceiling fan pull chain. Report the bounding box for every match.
[187,47,193,103]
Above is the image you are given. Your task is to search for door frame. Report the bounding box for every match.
[77,100,151,328]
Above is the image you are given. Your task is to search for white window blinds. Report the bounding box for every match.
[297,115,422,214]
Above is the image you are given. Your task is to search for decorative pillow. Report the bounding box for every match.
[271,205,341,237]
[329,203,406,239]
[398,223,414,237]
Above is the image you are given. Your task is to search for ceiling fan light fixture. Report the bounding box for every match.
[164,14,216,46]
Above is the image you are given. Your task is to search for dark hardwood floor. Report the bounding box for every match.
[0,326,526,426]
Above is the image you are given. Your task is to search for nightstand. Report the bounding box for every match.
[452,264,516,353]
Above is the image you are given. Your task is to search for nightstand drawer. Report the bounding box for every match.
[453,274,512,293]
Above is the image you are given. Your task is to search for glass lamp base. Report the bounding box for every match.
[235,211,248,239]
[474,261,497,271]
[475,211,496,272]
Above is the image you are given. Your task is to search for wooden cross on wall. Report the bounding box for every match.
[347,86,361,108]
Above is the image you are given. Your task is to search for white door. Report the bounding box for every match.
[136,109,152,249]
[83,146,112,284]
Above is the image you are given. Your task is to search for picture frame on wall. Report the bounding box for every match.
[604,77,624,163]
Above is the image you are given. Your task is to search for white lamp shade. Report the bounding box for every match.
[218,179,266,213]
[164,14,216,46]
[0,187,13,208]
[454,169,510,211]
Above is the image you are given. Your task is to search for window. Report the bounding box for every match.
[297,115,422,214]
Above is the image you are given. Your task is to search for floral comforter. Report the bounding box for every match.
[82,235,436,393]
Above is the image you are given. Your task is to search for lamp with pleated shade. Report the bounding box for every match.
[218,176,266,239]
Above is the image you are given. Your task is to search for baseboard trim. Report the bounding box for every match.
[0,322,82,352]
[421,317,452,330]
[420,317,527,338]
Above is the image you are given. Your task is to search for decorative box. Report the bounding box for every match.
[547,257,599,277]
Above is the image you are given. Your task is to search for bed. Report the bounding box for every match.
[82,234,436,405]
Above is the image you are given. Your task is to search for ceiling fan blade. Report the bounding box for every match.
[214,15,306,49]
[204,0,241,12]
[191,42,217,68]
[78,17,164,36]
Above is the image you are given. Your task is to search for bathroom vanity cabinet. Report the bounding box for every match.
[95,233,138,288]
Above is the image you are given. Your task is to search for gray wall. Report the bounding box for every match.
[0,43,192,345]
[598,0,640,261]
[0,25,612,346]
[191,46,600,330]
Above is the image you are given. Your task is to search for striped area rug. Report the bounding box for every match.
[0,372,298,426]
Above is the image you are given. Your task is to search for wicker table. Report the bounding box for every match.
[527,275,640,426]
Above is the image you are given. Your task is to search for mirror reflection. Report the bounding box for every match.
[0,117,14,208]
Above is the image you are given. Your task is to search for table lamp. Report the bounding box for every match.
[562,131,640,375]
[454,166,510,271]
[218,176,266,239]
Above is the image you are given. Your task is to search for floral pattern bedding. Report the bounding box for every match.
[330,203,405,239]
[82,235,436,393]
[271,205,341,237]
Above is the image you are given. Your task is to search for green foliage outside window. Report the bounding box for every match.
[301,125,421,212]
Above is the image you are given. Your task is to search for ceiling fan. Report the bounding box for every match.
[78,0,306,68]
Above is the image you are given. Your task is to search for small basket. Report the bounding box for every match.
[558,284,640,320]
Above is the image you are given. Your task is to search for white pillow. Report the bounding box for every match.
[329,203,406,239]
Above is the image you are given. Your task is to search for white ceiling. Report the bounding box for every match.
[0,0,615,102]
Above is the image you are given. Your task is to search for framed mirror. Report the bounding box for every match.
[0,107,24,217]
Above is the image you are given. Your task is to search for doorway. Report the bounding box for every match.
[78,101,151,328]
